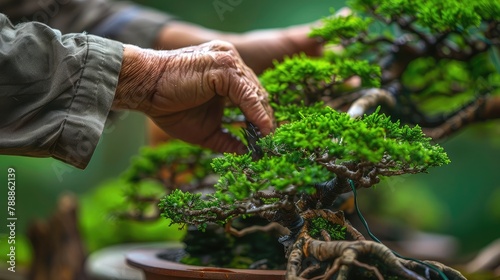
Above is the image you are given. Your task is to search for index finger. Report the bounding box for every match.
[228,74,275,136]
[206,40,275,135]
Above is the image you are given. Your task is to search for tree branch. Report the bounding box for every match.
[422,95,500,140]
[225,220,289,237]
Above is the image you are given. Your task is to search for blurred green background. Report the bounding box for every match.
[0,0,499,268]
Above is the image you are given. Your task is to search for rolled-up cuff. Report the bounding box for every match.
[52,35,123,169]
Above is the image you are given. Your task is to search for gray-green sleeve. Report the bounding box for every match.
[0,13,124,169]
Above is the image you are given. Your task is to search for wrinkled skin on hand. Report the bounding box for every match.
[114,40,274,153]
[147,10,355,146]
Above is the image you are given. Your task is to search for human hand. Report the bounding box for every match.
[113,41,274,153]
[147,22,319,145]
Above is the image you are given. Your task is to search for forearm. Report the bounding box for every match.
[154,21,237,50]
[154,21,321,74]
[0,14,123,169]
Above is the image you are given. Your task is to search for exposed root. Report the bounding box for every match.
[422,95,500,140]
[225,219,290,237]
[347,88,396,118]
[285,210,466,280]
[299,263,322,279]
[402,259,467,280]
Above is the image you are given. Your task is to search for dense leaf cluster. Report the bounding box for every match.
[158,189,220,231]
[260,54,380,109]
[309,10,372,44]
[159,108,449,228]
[349,0,499,31]
[268,107,448,166]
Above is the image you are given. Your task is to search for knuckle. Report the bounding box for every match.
[215,52,238,68]
[203,40,242,69]
[205,69,229,94]
[208,40,237,52]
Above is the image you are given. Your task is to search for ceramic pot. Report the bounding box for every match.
[126,248,286,280]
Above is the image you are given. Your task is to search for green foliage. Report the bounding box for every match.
[269,107,449,168]
[311,0,499,119]
[159,107,449,227]
[403,58,471,92]
[273,101,326,123]
[214,150,330,197]
[330,58,381,88]
[473,0,500,20]
[158,189,220,231]
[222,107,247,142]
[122,179,165,215]
[309,9,372,44]
[309,217,347,240]
[260,54,380,122]
[118,140,221,232]
[179,255,203,266]
[122,140,214,183]
[403,55,500,113]
[259,54,340,107]
[348,0,497,31]
[142,0,484,240]
[80,179,185,252]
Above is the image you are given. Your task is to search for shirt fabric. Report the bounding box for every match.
[0,0,173,168]
[0,13,122,169]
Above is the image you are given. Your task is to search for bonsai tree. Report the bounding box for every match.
[157,107,460,279]
[119,0,499,279]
